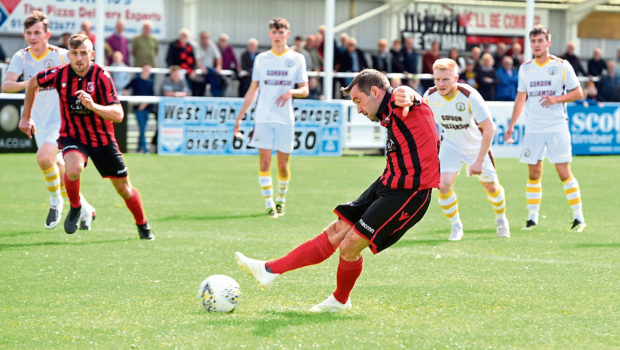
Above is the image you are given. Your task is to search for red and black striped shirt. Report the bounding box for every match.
[37,63,120,148]
[378,89,440,190]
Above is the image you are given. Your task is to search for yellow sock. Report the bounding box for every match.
[526,178,542,222]
[486,185,506,218]
[42,165,61,206]
[438,189,460,224]
[258,170,273,208]
[562,176,584,222]
[276,172,290,203]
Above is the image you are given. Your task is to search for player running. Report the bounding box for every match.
[20,33,153,240]
[233,18,309,218]
[505,25,585,232]
[3,11,95,230]
[236,69,439,312]
[424,58,510,240]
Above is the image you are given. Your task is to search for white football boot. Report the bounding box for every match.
[448,220,464,241]
[235,252,278,289]
[45,197,64,229]
[309,294,352,313]
[79,200,96,230]
[496,216,511,238]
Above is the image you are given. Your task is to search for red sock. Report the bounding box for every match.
[333,256,363,304]
[124,187,147,225]
[266,232,336,274]
[63,174,81,208]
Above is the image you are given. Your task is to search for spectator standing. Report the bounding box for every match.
[166,29,197,75]
[390,39,404,74]
[239,38,259,97]
[80,20,96,43]
[372,38,392,73]
[469,46,482,71]
[109,51,130,95]
[303,35,322,72]
[340,37,369,82]
[587,48,607,77]
[459,58,477,88]
[493,42,507,69]
[218,33,239,72]
[561,42,586,76]
[105,20,130,66]
[421,40,440,91]
[475,53,497,101]
[194,30,224,97]
[448,47,466,74]
[132,21,158,68]
[597,60,620,102]
[577,81,602,107]
[495,56,518,101]
[124,64,155,153]
[401,37,418,76]
[511,43,523,69]
[616,48,620,73]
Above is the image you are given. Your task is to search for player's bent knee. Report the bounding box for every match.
[339,230,366,261]
[324,219,352,248]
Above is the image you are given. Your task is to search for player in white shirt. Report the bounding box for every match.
[424,58,510,240]
[2,11,95,230]
[234,18,308,218]
[505,25,585,232]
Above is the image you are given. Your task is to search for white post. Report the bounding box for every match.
[95,0,105,65]
[524,0,535,61]
[324,0,335,101]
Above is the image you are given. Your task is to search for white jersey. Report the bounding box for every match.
[424,83,492,155]
[7,45,68,124]
[252,49,308,124]
[517,55,580,133]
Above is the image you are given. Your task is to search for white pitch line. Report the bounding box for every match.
[411,250,618,269]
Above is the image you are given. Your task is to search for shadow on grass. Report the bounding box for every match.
[573,243,620,249]
[0,230,50,239]
[197,309,363,337]
[0,238,133,251]
[158,213,266,222]
[250,310,363,337]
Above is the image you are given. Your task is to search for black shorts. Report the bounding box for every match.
[334,178,432,254]
[59,137,128,178]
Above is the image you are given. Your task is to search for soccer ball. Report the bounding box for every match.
[198,275,240,313]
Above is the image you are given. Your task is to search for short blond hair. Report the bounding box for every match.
[432,58,459,75]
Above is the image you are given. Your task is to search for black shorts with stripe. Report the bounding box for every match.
[59,137,128,178]
[334,178,432,254]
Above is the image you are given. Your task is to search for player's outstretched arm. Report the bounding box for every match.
[234,81,259,138]
[506,91,527,144]
[19,76,41,138]
[76,90,124,123]
[1,72,28,93]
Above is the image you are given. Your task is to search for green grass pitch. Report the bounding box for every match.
[0,154,618,349]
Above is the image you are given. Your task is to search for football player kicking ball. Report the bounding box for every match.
[236,69,439,312]
[4,11,96,230]
[505,25,585,232]
[20,34,153,240]
[424,58,510,240]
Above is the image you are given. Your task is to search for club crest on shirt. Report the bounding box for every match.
[284,58,295,68]
[87,82,95,92]
[43,59,55,69]
[547,66,559,76]
[456,102,466,112]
